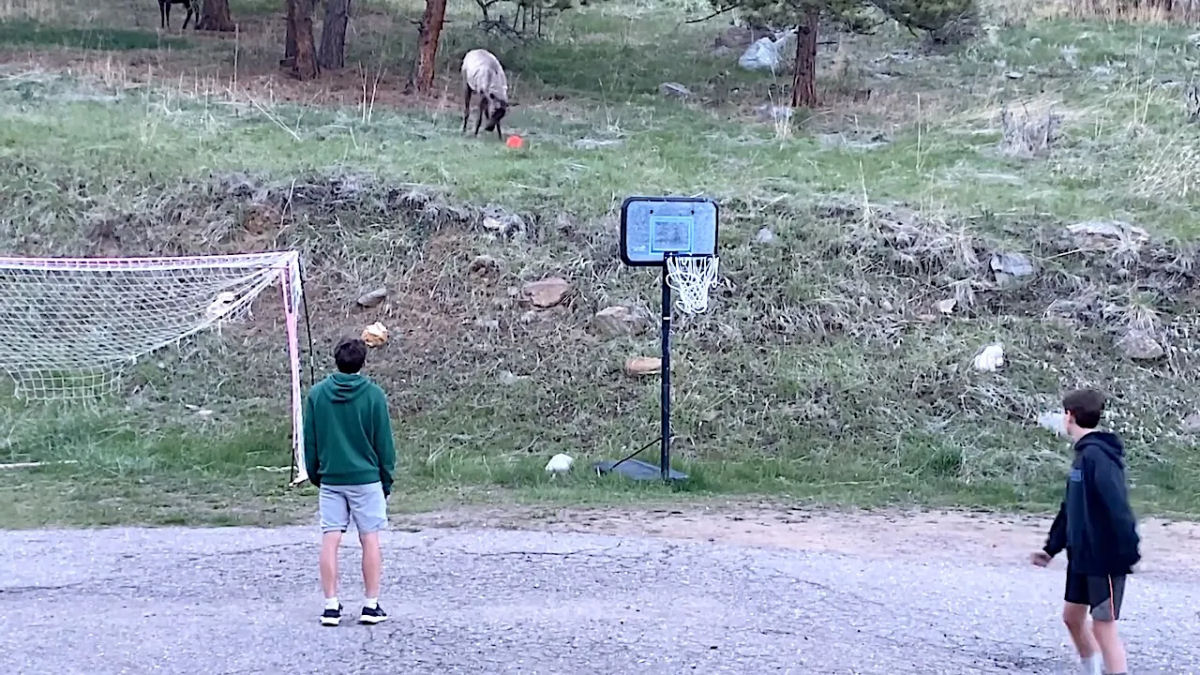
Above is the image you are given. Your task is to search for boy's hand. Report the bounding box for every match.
[1030,551,1052,567]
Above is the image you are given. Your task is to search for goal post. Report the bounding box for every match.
[0,251,311,485]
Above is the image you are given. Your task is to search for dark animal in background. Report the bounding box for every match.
[160,0,199,30]
[461,49,509,140]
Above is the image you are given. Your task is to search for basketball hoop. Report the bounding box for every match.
[608,195,721,483]
[665,254,719,314]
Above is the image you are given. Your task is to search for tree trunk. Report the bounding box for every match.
[283,0,296,67]
[791,5,820,108]
[406,0,448,94]
[286,0,319,80]
[197,0,236,31]
[318,0,351,70]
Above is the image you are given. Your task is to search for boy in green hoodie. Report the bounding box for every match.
[303,338,396,627]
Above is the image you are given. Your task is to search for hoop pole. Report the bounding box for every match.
[660,266,672,482]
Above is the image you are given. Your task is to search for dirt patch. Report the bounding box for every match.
[396,503,1200,580]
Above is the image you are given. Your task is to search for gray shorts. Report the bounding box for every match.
[318,482,387,534]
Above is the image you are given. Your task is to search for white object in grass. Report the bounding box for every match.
[973,343,1005,372]
[544,453,574,475]
[1037,411,1067,437]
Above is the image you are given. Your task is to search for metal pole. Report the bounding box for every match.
[660,266,672,482]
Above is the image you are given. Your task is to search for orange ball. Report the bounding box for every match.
[506,135,524,149]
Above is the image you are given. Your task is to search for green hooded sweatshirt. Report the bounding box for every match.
[302,373,395,495]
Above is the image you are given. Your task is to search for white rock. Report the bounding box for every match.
[1037,411,1067,437]
[1117,329,1164,361]
[973,343,1005,372]
[545,453,574,474]
[659,82,692,99]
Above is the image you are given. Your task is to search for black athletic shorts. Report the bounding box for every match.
[1065,571,1126,621]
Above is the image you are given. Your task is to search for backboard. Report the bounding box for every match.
[619,196,719,267]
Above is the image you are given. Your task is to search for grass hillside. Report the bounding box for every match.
[0,0,1198,527]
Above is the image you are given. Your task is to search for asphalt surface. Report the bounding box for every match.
[1,525,1198,674]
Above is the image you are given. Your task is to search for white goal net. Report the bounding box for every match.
[0,251,308,483]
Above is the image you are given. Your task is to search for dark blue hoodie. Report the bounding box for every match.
[1044,431,1141,576]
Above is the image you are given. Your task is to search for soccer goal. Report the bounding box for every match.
[0,251,311,484]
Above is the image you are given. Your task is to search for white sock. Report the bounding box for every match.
[364,597,378,610]
[325,597,339,610]
[1080,654,1101,675]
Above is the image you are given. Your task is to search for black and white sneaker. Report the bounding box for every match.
[359,605,388,625]
[320,604,343,627]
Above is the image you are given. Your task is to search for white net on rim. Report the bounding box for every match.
[665,255,720,314]
[0,252,300,401]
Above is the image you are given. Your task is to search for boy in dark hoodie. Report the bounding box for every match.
[1031,389,1140,675]
[303,338,396,627]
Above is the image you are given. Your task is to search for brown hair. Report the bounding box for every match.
[334,338,367,374]
[1063,389,1106,429]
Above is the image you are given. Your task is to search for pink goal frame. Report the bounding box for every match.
[0,251,310,485]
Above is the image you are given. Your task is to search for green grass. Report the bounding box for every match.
[0,20,190,50]
[0,0,1199,528]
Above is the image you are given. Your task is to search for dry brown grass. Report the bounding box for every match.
[983,0,1200,23]
[1062,0,1200,22]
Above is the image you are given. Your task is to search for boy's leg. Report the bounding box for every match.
[320,531,343,597]
[346,482,388,622]
[1064,571,1102,674]
[360,531,382,599]
[1063,602,1099,658]
[318,486,351,607]
[1088,575,1128,674]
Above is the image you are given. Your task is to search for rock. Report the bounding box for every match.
[498,370,527,386]
[1005,71,1025,80]
[1037,411,1067,437]
[468,255,501,276]
[474,317,499,330]
[545,453,574,474]
[972,343,1004,372]
[738,31,795,73]
[936,298,957,315]
[755,227,776,244]
[624,357,662,376]
[480,212,525,237]
[572,138,622,150]
[659,82,692,99]
[355,286,388,308]
[990,252,1035,281]
[818,131,890,151]
[593,306,647,337]
[754,105,793,123]
[523,277,572,308]
[1067,220,1149,251]
[1183,412,1200,434]
[1117,330,1164,361]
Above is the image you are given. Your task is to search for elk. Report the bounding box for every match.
[160,0,198,30]
[461,49,509,140]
